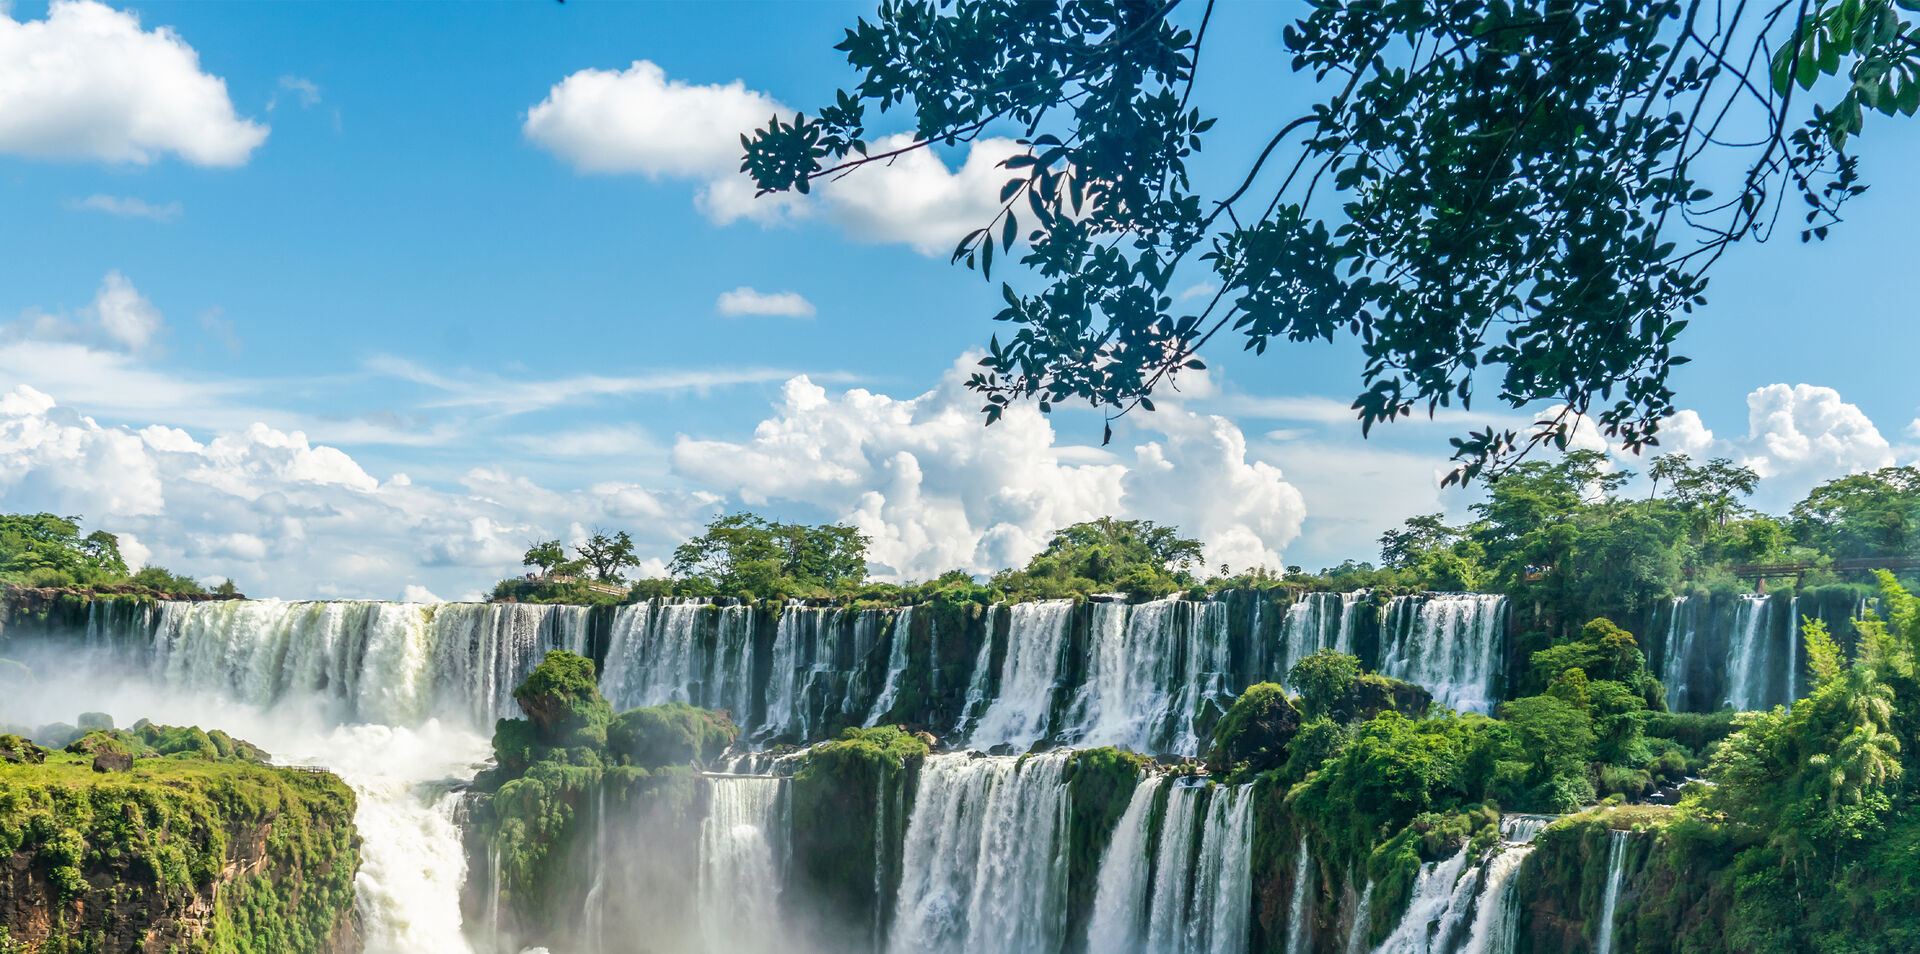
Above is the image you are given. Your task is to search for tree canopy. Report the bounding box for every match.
[745,0,1920,481]
[667,513,871,598]
[0,512,218,595]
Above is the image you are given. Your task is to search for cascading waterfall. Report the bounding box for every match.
[1458,844,1532,954]
[887,752,1074,954]
[1345,882,1373,954]
[1660,597,1700,712]
[865,606,914,725]
[1378,594,1508,715]
[697,776,787,954]
[1286,838,1313,954]
[967,601,1074,750]
[1787,594,1802,704]
[1369,849,1476,954]
[1127,782,1254,954]
[143,599,590,725]
[1065,598,1235,755]
[1279,592,1363,680]
[1593,831,1630,954]
[1087,776,1165,953]
[600,599,757,723]
[1725,595,1773,711]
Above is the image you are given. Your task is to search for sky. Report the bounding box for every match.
[0,0,1914,601]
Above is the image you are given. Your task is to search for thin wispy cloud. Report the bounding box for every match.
[716,286,815,318]
[364,354,855,414]
[70,194,182,222]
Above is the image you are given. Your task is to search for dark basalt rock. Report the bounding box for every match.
[91,749,133,773]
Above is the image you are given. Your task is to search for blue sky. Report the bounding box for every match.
[0,0,1914,600]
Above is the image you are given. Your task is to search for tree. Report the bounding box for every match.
[669,513,871,596]
[576,529,640,583]
[1040,516,1204,575]
[1287,649,1363,720]
[522,539,567,576]
[1790,466,1920,560]
[744,1,1918,482]
[1666,456,1761,527]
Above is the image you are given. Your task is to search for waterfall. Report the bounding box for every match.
[1065,598,1235,756]
[1660,597,1699,712]
[1377,594,1508,714]
[1458,845,1532,954]
[886,752,1073,954]
[698,776,787,954]
[1725,595,1772,711]
[967,601,1074,750]
[865,606,914,726]
[952,632,996,738]
[580,786,609,952]
[1499,814,1555,845]
[601,599,760,724]
[1279,592,1363,679]
[1086,776,1165,952]
[1368,850,1474,953]
[1345,881,1373,954]
[139,599,591,726]
[1132,782,1254,954]
[1286,837,1313,954]
[1367,839,1537,954]
[1594,831,1629,954]
[1787,595,1802,705]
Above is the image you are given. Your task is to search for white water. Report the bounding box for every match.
[601,600,757,724]
[1378,594,1508,714]
[1499,814,1556,845]
[1065,598,1235,755]
[1458,846,1532,954]
[1593,831,1629,954]
[1134,782,1254,954]
[967,601,1074,750]
[1660,597,1699,712]
[886,752,1073,954]
[1787,595,1802,705]
[1280,592,1364,680]
[1286,837,1313,954]
[1369,850,1473,954]
[697,777,786,954]
[865,606,914,725]
[1725,595,1772,711]
[1086,776,1164,953]
[1346,881,1374,954]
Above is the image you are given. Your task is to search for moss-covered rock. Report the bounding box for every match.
[1207,683,1301,778]
[608,702,735,769]
[788,726,928,953]
[0,735,359,954]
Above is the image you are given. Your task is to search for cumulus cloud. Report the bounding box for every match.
[1648,383,1896,508]
[0,1,267,166]
[5,271,166,354]
[525,61,1017,253]
[672,357,1304,579]
[0,385,719,599]
[70,194,182,222]
[715,287,815,318]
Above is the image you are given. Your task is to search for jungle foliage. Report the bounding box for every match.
[0,512,231,597]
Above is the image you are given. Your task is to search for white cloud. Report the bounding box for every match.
[526,61,1018,253]
[366,353,852,416]
[1647,383,1896,508]
[807,134,1025,256]
[672,357,1304,579]
[4,270,166,354]
[715,287,815,318]
[274,75,321,109]
[0,384,719,599]
[1908,417,1920,439]
[525,60,782,178]
[70,194,182,222]
[0,0,267,166]
[1178,282,1218,301]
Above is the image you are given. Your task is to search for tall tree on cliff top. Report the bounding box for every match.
[743,0,1920,483]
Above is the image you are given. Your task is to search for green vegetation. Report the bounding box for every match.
[989,517,1205,600]
[468,651,736,942]
[0,512,233,597]
[0,726,356,953]
[787,725,929,951]
[668,513,869,599]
